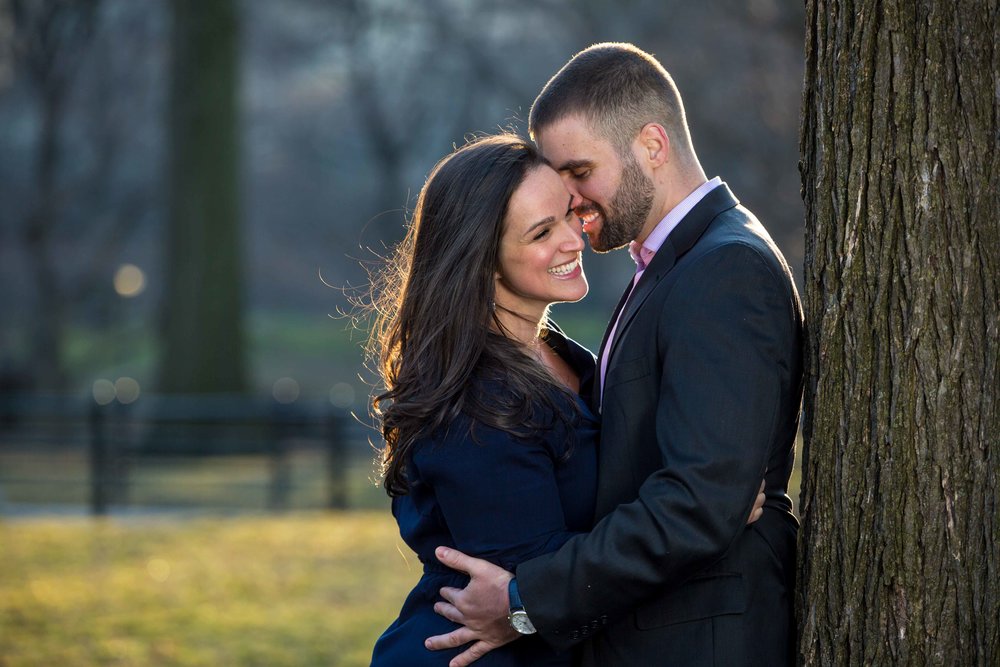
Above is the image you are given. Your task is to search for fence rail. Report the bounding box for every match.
[0,393,379,515]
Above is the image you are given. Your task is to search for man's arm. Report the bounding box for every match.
[427,244,795,663]
[516,245,796,644]
[428,484,767,666]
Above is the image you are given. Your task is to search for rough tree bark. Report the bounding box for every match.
[160,0,247,394]
[798,0,999,665]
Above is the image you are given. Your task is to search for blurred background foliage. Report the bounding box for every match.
[0,0,805,406]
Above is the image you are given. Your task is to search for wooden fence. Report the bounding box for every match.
[0,394,374,515]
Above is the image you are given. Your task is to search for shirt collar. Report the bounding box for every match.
[629,177,722,271]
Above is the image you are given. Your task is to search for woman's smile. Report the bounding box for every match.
[548,255,583,278]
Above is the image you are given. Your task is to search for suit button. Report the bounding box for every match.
[569,631,579,640]
[600,615,608,625]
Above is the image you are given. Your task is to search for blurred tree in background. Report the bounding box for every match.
[7,0,98,391]
[0,0,806,407]
[161,0,246,394]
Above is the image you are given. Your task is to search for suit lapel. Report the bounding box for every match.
[591,280,635,407]
[602,184,740,369]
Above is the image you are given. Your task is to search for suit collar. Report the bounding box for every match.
[654,182,739,270]
[602,183,740,370]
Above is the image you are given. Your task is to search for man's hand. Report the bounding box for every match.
[425,546,520,667]
[748,480,766,524]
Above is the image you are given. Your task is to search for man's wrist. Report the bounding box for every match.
[507,577,537,635]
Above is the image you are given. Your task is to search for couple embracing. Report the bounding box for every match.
[367,42,803,667]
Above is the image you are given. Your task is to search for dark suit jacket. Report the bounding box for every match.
[516,184,804,666]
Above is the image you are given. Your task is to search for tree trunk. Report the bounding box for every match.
[24,88,67,391]
[13,0,98,391]
[797,1,999,664]
[161,0,247,394]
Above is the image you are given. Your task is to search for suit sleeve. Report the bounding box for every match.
[516,243,798,648]
[413,419,578,569]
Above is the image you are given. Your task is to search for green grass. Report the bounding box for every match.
[0,512,418,667]
[0,433,804,666]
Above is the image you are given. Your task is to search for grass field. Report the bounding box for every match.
[0,512,418,667]
[0,433,803,666]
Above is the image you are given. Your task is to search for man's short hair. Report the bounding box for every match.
[529,42,695,161]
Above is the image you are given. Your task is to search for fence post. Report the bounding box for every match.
[89,402,110,516]
[112,400,132,508]
[326,412,348,509]
[268,404,292,512]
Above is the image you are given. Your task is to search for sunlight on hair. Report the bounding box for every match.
[93,379,116,405]
[113,264,146,298]
[329,382,355,409]
[114,377,141,404]
[273,377,300,404]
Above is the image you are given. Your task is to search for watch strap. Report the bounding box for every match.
[508,577,525,612]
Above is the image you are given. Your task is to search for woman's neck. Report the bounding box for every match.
[494,303,580,393]
[493,303,546,349]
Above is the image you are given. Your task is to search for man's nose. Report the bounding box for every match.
[559,176,584,209]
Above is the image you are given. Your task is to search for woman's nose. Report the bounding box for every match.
[561,221,586,250]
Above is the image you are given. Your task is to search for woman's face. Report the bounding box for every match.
[495,165,589,320]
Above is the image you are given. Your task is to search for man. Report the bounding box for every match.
[425,42,803,666]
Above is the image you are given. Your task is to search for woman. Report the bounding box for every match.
[367,133,598,666]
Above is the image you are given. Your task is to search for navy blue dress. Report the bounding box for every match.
[370,330,599,666]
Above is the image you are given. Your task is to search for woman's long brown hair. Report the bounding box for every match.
[367,134,579,497]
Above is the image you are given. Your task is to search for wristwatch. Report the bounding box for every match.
[507,577,537,635]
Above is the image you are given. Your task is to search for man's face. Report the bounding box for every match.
[536,115,654,252]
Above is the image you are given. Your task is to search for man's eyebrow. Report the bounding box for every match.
[557,159,594,172]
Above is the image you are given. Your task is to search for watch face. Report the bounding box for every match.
[510,610,537,635]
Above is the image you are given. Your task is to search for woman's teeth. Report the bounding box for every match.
[548,258,580,276]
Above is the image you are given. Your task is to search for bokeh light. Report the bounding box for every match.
[146,558,171,583]
[114,264,146,298]
[114,377,141,404]
[329,382,355,409]
[93,379,116,405]
[272,377,300,404]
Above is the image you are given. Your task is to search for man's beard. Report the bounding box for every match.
[590,154,654,253]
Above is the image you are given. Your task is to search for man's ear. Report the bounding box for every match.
[638,123,670,168]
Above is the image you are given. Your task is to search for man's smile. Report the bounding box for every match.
[576,206,602,234]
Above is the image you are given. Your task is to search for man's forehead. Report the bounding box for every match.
[536,114,594,143]
[537,115,609,158]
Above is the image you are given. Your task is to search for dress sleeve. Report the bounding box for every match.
[411,418,577,570]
